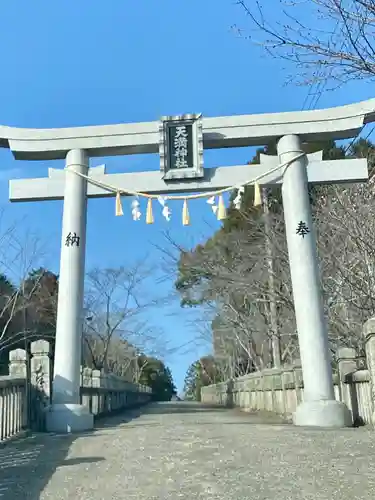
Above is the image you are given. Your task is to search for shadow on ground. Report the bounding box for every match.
[0,402,190,498]
[0,401,286,498]
[0,402,150,499]
[0,434,104,500]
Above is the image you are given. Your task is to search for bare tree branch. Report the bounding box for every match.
[234,0,375,86]
[82,264,170,377]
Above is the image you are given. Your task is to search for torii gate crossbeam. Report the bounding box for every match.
[9,156,368,202]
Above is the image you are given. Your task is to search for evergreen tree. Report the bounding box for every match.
[137,355,176,401]
[23,267,58,343]
[183,361,200,400]
[183,356,223,401]
[0,268,59,374]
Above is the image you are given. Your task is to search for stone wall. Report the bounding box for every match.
[0,340,152,442]
[201,319,375,426]
[80,367,151,417]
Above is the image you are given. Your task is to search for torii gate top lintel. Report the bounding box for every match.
[2,98,375,161]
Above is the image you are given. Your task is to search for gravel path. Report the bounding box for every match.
[1,402,375,499]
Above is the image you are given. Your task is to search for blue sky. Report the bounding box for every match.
[0,1,373,392]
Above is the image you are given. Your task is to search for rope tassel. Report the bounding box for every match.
[68,154,305,214]
[253,182,262,207]
[115,191,124,216]
[69,154,306,224]
[146,198,154,224]
[182,199,190,226]
[217,195,227,220]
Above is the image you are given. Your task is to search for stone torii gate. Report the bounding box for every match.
[7,99,375,431]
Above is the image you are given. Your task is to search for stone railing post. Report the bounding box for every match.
[30,340,53,431]
[123,382,130,407]
[337,347,357,381]
[281,366,295,415]
[82,367,92,387]
[8,348,28,432]
[292,362,303,405]
[9,348,27,378]
[100,373,109,413]
[226,379,234,408]
[336,347,357,415]
[337,347,356,389]
[81,367,92,411]
[91,369,101,416]
[363,318,375,424]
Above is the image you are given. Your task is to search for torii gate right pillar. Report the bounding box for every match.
[278,134,351,427]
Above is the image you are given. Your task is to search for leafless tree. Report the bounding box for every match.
[229,182,375,364]
[82,264,169,377]
[315,179,375,355]
[170,173,375,374]
[162,221,291,373]
[234,0,375,87]
[236,178,375,362]
[0,214,52,355]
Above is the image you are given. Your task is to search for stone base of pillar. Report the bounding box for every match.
[45,403,94,433]
[293,400,352,428]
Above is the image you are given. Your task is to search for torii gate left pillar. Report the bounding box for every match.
[46,149,93,432]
